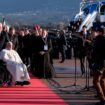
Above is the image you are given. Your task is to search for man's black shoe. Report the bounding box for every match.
[15,81,23,85]
[23,81,30,85]
[59,60,65,63]
[0,80,3,87]
[81,71,85,77]
[95,100,105,105]
[6,81,12,87]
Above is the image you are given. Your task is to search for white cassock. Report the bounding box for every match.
[0,49,30,82]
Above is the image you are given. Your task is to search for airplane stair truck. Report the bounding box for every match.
[78,11,98,32]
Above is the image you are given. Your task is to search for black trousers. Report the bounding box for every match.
[59,47,66,61]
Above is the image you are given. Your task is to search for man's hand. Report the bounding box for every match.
[99,68,105,74]
[39,51,45,55]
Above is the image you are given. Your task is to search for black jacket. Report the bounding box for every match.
[0,31,9,51]
[92,35,105,70]
[93,35,105,61]
[8,34,18,51]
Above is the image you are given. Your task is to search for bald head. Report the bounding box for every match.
[6,42,13,50]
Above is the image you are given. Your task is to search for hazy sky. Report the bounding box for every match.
[0,0,104,13]
[0,0,81,13]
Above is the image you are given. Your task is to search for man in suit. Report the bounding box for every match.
[57,30,67,63]
[8,27,18,51]
[0,23,9,51]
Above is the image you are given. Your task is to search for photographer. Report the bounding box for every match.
[77,32,86,76]
[91,28,105,105]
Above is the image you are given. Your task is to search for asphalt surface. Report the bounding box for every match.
[43,59,100,105]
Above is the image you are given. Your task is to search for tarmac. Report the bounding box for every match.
[43,59,100,105]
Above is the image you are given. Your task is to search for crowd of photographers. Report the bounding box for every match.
[67,19,105,105]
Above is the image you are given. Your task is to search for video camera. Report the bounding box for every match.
[71,32,86,58]
[71,32,81,47]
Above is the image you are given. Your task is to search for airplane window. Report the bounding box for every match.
[83,8,89,15]
[100,5,105,15]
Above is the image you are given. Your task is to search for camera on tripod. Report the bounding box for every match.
[71,32,86,58]
[72,36,79,47]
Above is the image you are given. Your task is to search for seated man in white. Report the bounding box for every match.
[0,41,30,85]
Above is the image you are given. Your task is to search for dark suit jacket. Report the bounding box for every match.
[8,34,18,51]
[0,31,9,51]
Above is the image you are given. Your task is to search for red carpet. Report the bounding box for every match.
[0,76,67,105]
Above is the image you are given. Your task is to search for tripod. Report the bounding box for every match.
[61,48,82,94]
[73,55,78,86]
[80,56,94,92]
[82,56,90,91]
[46,48,83,94]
